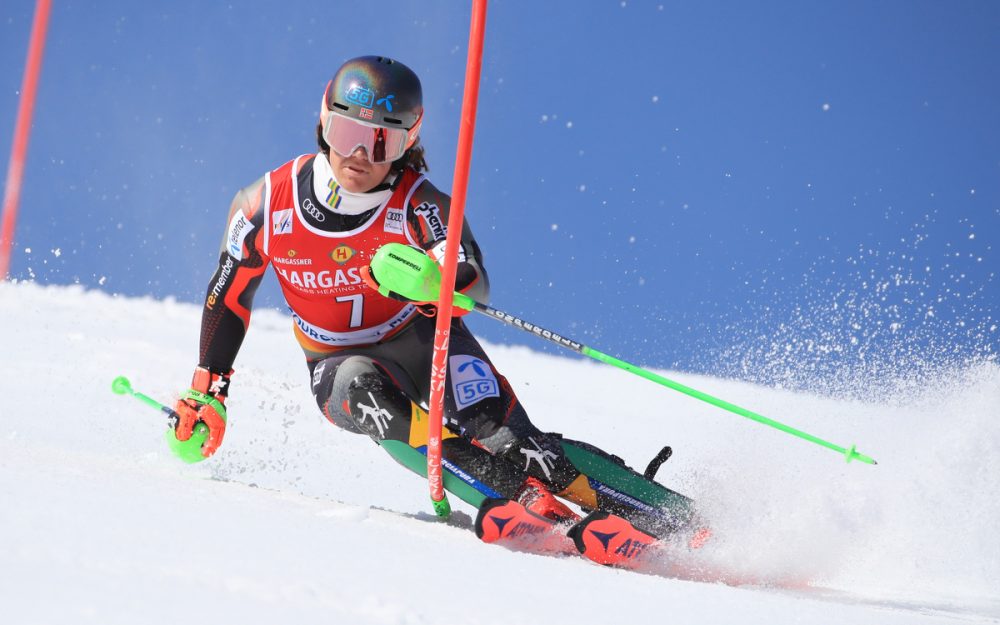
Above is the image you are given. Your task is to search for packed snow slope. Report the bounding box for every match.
[1,282,997,625]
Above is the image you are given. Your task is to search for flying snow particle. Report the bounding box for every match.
[652,95,659,103]
[969,233,976,240]
[565,121,573,129]
[24,248,31,254]
[99,276,107,286]
[822,103,831,112]
[52,248,61,257]
[551,224,559,231]
[578,185,586,192]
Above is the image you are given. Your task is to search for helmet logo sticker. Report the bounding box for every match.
[345,84,375,107]
[359,108,374,120]
[376,94,394,112]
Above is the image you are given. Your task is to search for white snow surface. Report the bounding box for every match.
[1,282,998,624]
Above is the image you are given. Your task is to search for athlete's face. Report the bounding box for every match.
[328,147,392,193]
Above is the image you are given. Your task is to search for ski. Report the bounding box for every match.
[568,510,663,568]
[476,498,713,569]
[474,498,577,555]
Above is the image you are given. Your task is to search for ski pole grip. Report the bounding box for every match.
[182,389,228,423]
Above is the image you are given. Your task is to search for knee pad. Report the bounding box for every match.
[314,355,413,439]
[345,369,413,443]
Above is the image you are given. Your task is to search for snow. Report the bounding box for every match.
[1,282,998,624]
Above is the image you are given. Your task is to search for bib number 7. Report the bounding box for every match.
[335,294,364,328]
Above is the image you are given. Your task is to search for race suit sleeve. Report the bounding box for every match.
[406,177,490,304]
[197,177,270,373]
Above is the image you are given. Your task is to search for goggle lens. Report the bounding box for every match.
[323,113,411,164]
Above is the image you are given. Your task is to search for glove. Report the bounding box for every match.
[169,367,231,463]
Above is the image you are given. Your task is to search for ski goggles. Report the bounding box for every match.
[322,112,421,164]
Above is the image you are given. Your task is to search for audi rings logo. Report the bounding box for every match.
[302,198,326,222]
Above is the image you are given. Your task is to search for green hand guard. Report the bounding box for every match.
[166,389,228,464]
[369,243,475,311]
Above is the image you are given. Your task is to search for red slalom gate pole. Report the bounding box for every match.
[0,0,52,280]
[426,0,488,517]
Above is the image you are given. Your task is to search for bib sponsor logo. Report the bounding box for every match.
[449,355,499,410]
[302,197,326,222]
[291,312,347,345]
[414,201,446,241]
[384,207,405,234]
[226,212,253,260]
[331,245,356,265]
[273,255,313,266]
[273,208,293,235]
[275,266,363,290]
[290,307,413,346]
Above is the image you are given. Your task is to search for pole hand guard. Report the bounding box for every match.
[368,243,475,311]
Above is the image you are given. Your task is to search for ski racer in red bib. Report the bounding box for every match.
[173,56,636,523]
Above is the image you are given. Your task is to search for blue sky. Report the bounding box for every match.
[3,1,997,389]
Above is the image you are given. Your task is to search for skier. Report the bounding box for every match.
[172,56,630,524]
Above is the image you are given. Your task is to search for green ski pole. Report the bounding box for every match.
[111,375,181,426]
[471,303,876,465]
[111,375,221,464]
[369,243,877,466]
